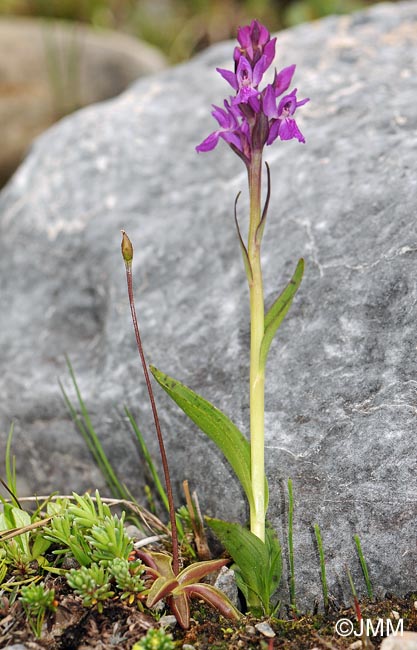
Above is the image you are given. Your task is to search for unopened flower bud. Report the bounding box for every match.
[121,230,133,265]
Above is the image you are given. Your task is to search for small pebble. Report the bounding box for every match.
[158,614,177,627]
[182,645,196,650]
[414,601,417,611]
[349,641,362,649]
[61,557,80,570]
[245,625,256,635]
[255,621,276,638]
[380,631,417,650]
[125,524,143,540]
[213,566,240,609]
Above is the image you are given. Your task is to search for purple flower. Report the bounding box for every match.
[217,54,268,104]
[234,20,276,69]
[196,100,250,157]
[196,21,309,164]
[264,87,309,144]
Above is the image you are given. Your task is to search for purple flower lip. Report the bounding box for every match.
[196,100,247,154]
[217,54,269,105]
[196,21,309,161]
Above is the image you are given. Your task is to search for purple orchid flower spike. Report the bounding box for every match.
[196,20,309,161]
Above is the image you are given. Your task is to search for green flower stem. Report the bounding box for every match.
[247,151,265,542]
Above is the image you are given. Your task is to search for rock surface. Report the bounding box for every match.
[0,2,416,608]
[0,17,166,187]
[380,632,417,650]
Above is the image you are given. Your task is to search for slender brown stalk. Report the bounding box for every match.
[121,231,179,575]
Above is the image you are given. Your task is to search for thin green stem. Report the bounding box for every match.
[314,523,328,614]
[287,478,296,609]
[247,151,265,541]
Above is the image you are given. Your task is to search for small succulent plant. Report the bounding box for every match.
[19,581,57,638]
[108,557,146,604]
[132,627,175,650]
[66,563,114,613]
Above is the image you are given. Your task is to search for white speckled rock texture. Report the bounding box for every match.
[0,16,167,186]
[0,2,416,607]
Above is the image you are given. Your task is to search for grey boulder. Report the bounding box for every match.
[0,1,416,609]
[0,16,167,187]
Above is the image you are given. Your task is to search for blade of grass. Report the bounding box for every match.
[183,480,210,561]
[61,357,128,500]
[124,405,185,540]
[354,534,373,600]
[5,423,18,503]
[124,406,168,511]
[346,565,358,600]
[313,523,328,614]
[287,478,296,611]
[0,476,21,510]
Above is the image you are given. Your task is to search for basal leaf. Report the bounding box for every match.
[145,551,175,579]
[31,533,51,559]
[150,367,254,511]
[260,258,304,368]
[146,576,179,607]
[205,517,273,615]
[178,558,229,586]
[182,583,241,621]
[265,523,282,599]
[168,592,190,629]
[6,504,31,529]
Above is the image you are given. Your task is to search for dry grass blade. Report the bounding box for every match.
[0,516,53,542]
[183,480,211,560]
[3,495,170,536]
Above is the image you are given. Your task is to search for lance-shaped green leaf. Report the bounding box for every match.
[260,258,304,369]
[206,517,281,616]
[150,366,255,511]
